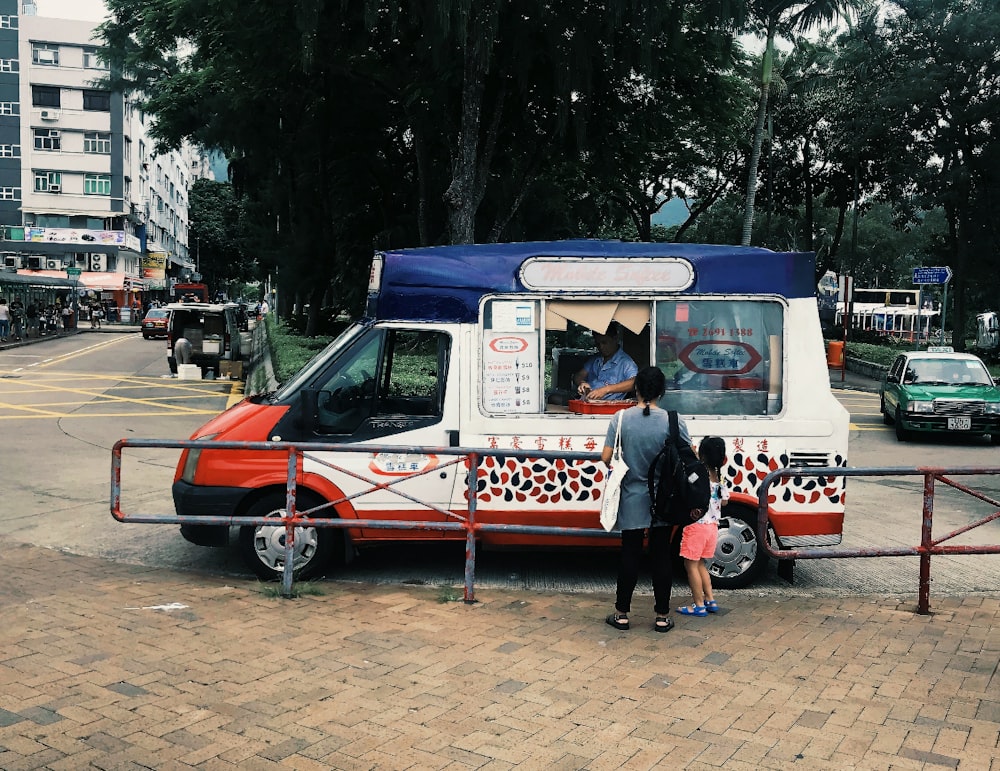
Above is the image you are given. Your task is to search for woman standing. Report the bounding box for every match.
[601,366,691,633]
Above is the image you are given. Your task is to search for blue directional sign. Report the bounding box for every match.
[912,266,953,285]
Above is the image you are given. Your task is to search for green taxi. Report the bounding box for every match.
[880,348,1000,442]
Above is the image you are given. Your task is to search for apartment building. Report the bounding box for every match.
[0,0,193,313]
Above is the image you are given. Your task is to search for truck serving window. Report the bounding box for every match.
[655,299,784,416]
[481,297,783,417]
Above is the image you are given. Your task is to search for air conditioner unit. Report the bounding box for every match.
[27,256,42,270]
[3,255,20,269]
[46,258,60,270]
[48,183,61,193]
[75,253,88,263]
[89,253,105,272]
[39,109,60,120]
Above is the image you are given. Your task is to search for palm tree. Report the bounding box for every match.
[740,0,862,247]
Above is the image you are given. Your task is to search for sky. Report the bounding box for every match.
[35,0,108,22]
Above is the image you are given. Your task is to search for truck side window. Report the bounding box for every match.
[314,328,450,436]
[376,330,449,418]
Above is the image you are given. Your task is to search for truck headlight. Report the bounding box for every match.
[908,401,933,414]
[181,433,218,483]
[985,403,1000,415]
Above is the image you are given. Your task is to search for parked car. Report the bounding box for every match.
[141,308,170,339]
[880,347,1000,442]
[165,302,244,376]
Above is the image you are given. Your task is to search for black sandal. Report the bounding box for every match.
[605,612,630,631]
[654,616,674,633]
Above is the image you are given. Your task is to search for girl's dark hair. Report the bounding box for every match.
[635,366,666,415]
[698,436,726,477]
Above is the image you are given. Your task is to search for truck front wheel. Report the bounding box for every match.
[237,492,342,580]
[706,505,770,589]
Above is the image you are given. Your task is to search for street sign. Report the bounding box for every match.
[912,266,952,284]
[65,267,82,276]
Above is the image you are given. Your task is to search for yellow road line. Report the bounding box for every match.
[0,410,222,420]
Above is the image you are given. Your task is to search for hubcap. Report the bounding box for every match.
[706,517,757,579]
[252,512,320,574]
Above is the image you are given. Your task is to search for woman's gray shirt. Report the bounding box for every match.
[604,406,691,531]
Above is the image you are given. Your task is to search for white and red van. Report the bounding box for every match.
[172,240,849,586]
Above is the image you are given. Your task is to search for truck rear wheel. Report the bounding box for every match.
[237,492,342,580]
[707,505,770,589]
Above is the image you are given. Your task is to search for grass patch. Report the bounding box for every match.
[437,586,464,603]
[266,315,336,383]
[847,341,1000,377]
[256,581,326,599]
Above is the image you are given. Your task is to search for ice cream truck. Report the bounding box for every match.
[172,240,848,587]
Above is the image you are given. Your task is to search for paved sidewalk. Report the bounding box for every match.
[2,543,998,770]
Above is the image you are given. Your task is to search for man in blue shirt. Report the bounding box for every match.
[574,325,638,401]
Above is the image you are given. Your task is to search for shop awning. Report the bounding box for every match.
[20,270,127,291]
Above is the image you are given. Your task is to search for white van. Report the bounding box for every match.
[165,301,244,376]
[171,241,849,587]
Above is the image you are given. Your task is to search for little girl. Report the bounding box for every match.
[677,436,729,617]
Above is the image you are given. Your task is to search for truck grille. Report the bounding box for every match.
[933,399,985,417]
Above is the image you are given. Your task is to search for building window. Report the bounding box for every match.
[31,86,60,108]
[0,16,17,29]
[33,128,60,151]
[0,59,17,73]
[84,131,111,154]
[123,137,131,161]
[0,187,20,200]
[82,90,111,111]
[0,144,20,157]
[34,171,62,192]
[83,47,108,70]
[31,43,59,66]
[0,102,18,116]
[84,173,111,195]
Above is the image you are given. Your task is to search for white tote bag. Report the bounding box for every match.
[600,414,630,531]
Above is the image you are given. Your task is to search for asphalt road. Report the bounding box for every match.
[2,332,998,600]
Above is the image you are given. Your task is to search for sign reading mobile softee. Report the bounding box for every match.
[519,257,694,291]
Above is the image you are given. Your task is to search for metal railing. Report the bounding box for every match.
[113,440,1000,613]
[759,466,1000,614]
[111,438,612,600]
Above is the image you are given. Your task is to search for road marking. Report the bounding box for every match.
[0,368,237,419]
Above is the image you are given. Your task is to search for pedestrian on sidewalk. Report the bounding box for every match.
[9,295,24,341]
[677,437,729,617]
[602,366,688,634]
[25,302,38,338]
[90,302,103,329]
[0,298,10,342]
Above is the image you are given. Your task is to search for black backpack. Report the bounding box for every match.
[647,411,711,526]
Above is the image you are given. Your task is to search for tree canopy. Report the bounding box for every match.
[98,0,1000,341]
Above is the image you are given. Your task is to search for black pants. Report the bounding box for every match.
[615,526,674,615]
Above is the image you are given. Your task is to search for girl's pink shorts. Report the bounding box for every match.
[680,522,718,560]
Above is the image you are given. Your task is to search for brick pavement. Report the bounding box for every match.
[2,542,999,770]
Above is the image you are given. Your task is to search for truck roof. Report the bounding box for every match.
[373,240,815,323]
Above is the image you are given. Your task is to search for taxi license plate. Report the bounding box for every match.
[947,417,971,430]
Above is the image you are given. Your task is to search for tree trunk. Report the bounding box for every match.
[443,15,489,245]
[803,134,814,252]
[741,26,776,247]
